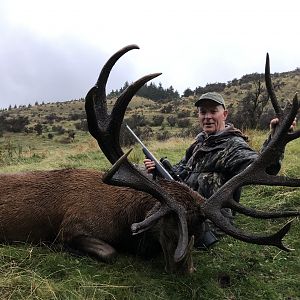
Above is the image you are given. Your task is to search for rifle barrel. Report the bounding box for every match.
[126,124,174,180]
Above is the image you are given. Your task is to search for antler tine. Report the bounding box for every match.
[107,72,161,163]
[207,210,294,251]
[202,56,300,251]
[95,44,140,92]
[255,93,300,165]
[85,45,189,263]
[265,53,283,117]
[285,93,300,142]
[85,45,139,141]
[85,46,160,163]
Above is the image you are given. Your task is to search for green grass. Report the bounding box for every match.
[0,131,299,299]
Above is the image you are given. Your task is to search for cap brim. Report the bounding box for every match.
[195,98,223,107]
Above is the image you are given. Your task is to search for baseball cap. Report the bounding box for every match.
[195,92,226,108]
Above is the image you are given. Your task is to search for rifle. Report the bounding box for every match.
[126,124,174,180]
[126,124,217,247]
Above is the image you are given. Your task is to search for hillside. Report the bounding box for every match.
[0,69,299,300]
[1,68,299,141]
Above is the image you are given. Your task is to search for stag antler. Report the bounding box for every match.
[85,45,189,262]
[265,53,283,118]
[202,54,300,251]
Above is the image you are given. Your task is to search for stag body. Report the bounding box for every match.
[0,169,203,272]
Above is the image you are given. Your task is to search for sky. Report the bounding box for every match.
[1,0,300,109]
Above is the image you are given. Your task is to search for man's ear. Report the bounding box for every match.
[223,109,228,120]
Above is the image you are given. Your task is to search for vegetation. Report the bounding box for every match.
[0,132,299,299]
[108,81,180,102]
[1,68,300,138]
[0,68,299,299]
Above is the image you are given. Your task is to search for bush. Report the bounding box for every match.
[45,113,63,124]
[177,118,191,128]
[52,125,65,135]
[0,115,29,133]
[160,104,173,114]
[166,115,176,127]
[74,120,88,131]
[156,130,171,141]
[126,114,147,127]
[68,112,86,121]
[177,110,190,119]
[152,115,164,126]
[120,124,153,147]
[178,124,200,138]
[34,123,43,135]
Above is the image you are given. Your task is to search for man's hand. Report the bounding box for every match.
[270,117,297,136]
[144,158,156,173]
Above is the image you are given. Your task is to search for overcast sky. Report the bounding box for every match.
[1,0,299,109]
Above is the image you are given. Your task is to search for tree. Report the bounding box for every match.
[183,88,193,97]
[107,81,180,102]
[231,79,269,129]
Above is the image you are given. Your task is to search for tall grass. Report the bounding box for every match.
[0,131,299,299]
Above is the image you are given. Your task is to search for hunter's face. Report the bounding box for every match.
[197,100,228,134]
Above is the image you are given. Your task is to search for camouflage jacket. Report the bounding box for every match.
[173,124,281,202]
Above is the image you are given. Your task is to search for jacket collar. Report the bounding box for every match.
[195,123,249,143]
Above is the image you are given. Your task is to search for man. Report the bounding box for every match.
[144,92,296,249]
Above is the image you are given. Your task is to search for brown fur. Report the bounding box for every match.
[0,168,205,273]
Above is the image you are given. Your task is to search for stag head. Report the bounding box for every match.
[85,46,300,273]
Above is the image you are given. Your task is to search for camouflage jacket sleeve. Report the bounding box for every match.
[224,134,283,176]
[219,136,283,177]
[173,133,282,183]
[172,140,198,180]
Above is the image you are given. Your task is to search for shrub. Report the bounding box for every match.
[156,130,171,141]
[45,113,63,124]
[177,118,191,128]
[34,123,43,135]
[152,115,164,126]
[0,115,29,133]
[74,120,88,131]
[119,124,153,147]
[68,112,86,121]
[52,125,65,135]
[166,115,176,127]
[160,104,173,114]
[177,110,190,119]
[126,114,147,127]
[178,124,200,138]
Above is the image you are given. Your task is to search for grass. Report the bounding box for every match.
[0,131,299,299]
